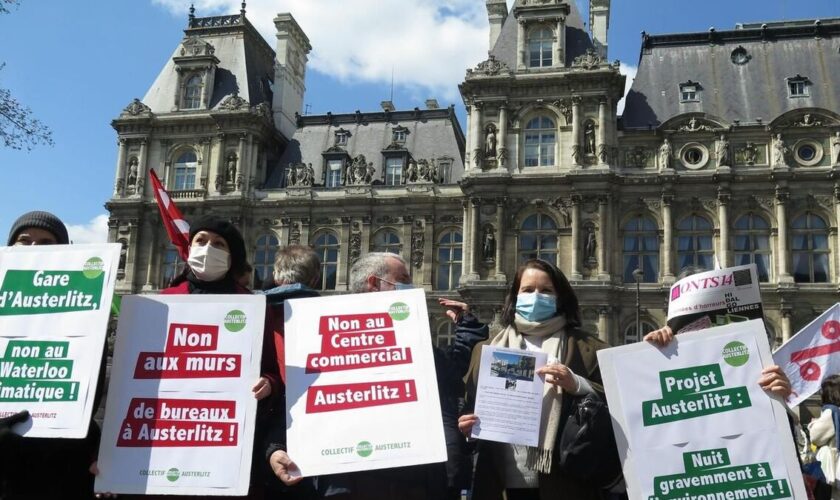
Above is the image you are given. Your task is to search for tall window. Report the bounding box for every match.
[313,232,339,290]
[528,28,553,67]
[436,230,463,290]
[732,213,771,282]
[161,246,183,287]
[373,230,401,254]
[792,212,829,283]
[437,160,452,184]
[183,75,202,109]
[385,157,403,185]
[623,216,659,282]
[436,322,456,348]
[676,215,714,271]
[624,320,657,344]
[173,151,197,190]
[325,159,343,188]
[524,116,556,167]
[518,213,557,264]
[254,234,279,288]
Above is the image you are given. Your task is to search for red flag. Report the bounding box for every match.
[149,169,190,260]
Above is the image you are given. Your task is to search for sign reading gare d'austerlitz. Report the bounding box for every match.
[285,289,446,476]
[0,244,119,438]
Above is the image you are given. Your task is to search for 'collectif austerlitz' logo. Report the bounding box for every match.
[356,441,373,458]
[224,310,247,332]
[722,341,750,367]
[388,302,410,321]
[166,468,180,482]
[82,257,105,279]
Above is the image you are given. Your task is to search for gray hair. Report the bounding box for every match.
[348,252,407,293]
[273,245,321,286]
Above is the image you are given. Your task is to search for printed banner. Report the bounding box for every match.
[598,320,806,499]
[773,303,840,407]
[95,295,265,496]
[0,243,119,438]
[284,289,446,476]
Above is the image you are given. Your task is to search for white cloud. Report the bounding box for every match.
[66,214,109,244]
[617,63,637,116]
[152,0,495,104]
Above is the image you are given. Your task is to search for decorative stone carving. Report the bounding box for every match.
[597,144,608,164]
[572,48,603,70]
[484,123,497,159]
[289,223,301,245]
[286,162,314,187]
[497,147,508,168]
[215,174,224,192]
[349,230,362,264]
[553,99,572,125]
[571,145,582,165]
[736,142,759,166]
[125,157,139,193]
[833,132,840,164]
[550,198,572,227]
[346,154,375,185]
[482,225,496,263]
[677,117,715,132]
[225,153,238,183]
[180,36,215,56]
[658,138,673,170]
[219,92,249,111]
[583,224,597,268]
[466,54,511,77]
[625,147,649,168]
[716,134,730,166]
[252,102,272,121]
[122,98,152,116]
[439,214,463,224]
[410,231,424,269]
[772,134,789,168]
[583,121,596,156]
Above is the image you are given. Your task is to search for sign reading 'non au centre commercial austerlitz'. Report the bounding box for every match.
[0,244,119,438]
[284,289,446,476]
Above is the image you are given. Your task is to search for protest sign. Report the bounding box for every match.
[667,264,763,334]
[599,320,806,499]
[95,295,265,496]
[471,345,546,447]
[0,243,119,438]
[773,302,840,407]
[284,289,446,476]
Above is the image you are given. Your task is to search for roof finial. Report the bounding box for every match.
[240,2,246,16]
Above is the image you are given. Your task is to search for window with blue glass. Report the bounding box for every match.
[732,213,771,282]
[623,216,659,282]
[792,212,829,283]
[518,213,557,264]
[524,116,556,167]
[677,215,714,272]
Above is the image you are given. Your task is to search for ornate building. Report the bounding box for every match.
[107,1,840,349]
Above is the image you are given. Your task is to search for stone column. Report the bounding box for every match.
[835,186,840,279]
[571,96,582,166]
[517,20,526,70]
[597,98,608,166]
[556,17,565,66]
[215,133,226,192]
[236,134,247,193]
[498,104,508,169]
[460,200,471,285]
[337,217,351,290]
[114,138,127,196]
[662,194,674,282]
[598,307,610,343]
[570,195,582,279]
[201,137,212,191]
[598,196,609,278]
[781,308,792,343]
[143,216,159,291]
[471,103,483,170]
[137,139,148,197]
[470,198,481,278]
[775,188,791,282]
[717,190,730,268]
[495,198,506,280]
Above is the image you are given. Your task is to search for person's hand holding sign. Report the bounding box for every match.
[269,450,303,486]
[536,362,577,392]
[457,414,479,437]
[252,376,272,400]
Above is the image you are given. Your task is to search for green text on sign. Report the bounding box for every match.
[0,270,104,316]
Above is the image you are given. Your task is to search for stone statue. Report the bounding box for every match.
[215,174,223,191]
[584,121,596,155]
[126,158,139,191]
[365,163,375,183]
[773,133,789,168]
[832,131,840,164]
[226,153,237,183]
[482,226,496,261]
[484,124,497,159]
[658,138,672,170]
[405,159,418,183]
[584,225,597,264]
[428,159,438,183]
[287,163,297,186]
[417,159,430,181]
[118,239,128,272]
[716,134,730,166]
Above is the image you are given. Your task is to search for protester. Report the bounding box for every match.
[457,258,609,499]
[270,252,487,500]
[809,374,840,499]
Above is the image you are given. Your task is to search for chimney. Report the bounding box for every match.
[425,99,439,110]
[380,101,395,112]
[589,0,610,59]
[486,0,507,50]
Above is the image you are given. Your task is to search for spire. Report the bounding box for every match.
[188,3,195,26]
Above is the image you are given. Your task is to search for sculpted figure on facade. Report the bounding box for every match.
[716,134,730,166]
[832,131,840,164]
[658,138,672,170]
[405,159,418,183]
[773,133,789,168]
[485,124,497,159]
[226,153,237,183]
[584,121,596,156]
[347,154,373,185]
[584,225,597,266]
[287,163,298,186]
[126,158,139,192]
[417,159,430,182]
[482,225,496,262]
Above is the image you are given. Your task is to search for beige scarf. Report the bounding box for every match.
[490,314,567,474]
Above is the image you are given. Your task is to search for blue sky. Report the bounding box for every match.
[1,0,837,243]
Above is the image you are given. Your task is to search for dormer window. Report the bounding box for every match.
[183,75,203,109]
[335,130,349,146]
[392,126,408,144]
[528,28,553,68]
[679,81,701,103]
[787,75,810,98]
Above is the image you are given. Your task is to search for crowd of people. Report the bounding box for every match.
[0,210,838,499]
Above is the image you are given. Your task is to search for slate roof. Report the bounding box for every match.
[266,108,466,188]
[142,14,275,114]
[622,19,840,129]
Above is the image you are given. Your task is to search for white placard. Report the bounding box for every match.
[95,294,265,496]
[0,243,119,438]
[471,345,547,447]
[598,320,806,500]
[284,289,447,476]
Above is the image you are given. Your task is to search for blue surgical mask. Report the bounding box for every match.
[378,277,414,291]
[516,292,557,322]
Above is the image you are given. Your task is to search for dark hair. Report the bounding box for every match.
[500,259,581,328]
[821,374,840,407]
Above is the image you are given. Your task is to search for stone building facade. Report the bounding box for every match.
[107,1,840,350]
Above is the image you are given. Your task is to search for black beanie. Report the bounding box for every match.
[7,211,69,246]
[188,215,247,276]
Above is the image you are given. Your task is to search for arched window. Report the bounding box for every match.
[518,213,557,264]
[173,151,197,190]
[183,75,202,109]
[436,322,456,348]
[436,230,463,290]
[313,232,340,290]
[524,116,556,167]
[732,213,771,282]
[623,216,659,283]
[372,230,401,254]
[161,245,183,288]
[254,234,279,288]
[792,212,829,283]
[676,215,714,271]
[624,320,657,344]
[528,28,553,67]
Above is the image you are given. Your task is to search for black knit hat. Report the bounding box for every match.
[7,211,69,245]
[188,215,247,276]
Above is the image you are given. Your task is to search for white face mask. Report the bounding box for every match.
[188,244,231,282]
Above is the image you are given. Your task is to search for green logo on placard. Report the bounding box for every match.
[722,341,749,367]
[356,441,373,458]
[388,302,410,321]
[82,257,105,279]
[166,468,180,482]
[224,310,247,332]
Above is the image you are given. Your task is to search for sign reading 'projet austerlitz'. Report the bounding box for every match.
[285,289,446,476]
[96,295,265,496]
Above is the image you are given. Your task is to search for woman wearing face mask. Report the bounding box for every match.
[456,259,609,500]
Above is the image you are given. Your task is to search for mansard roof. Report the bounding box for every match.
[622,18,840,129]
[141,12,275,114]
[266,107,466,188]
